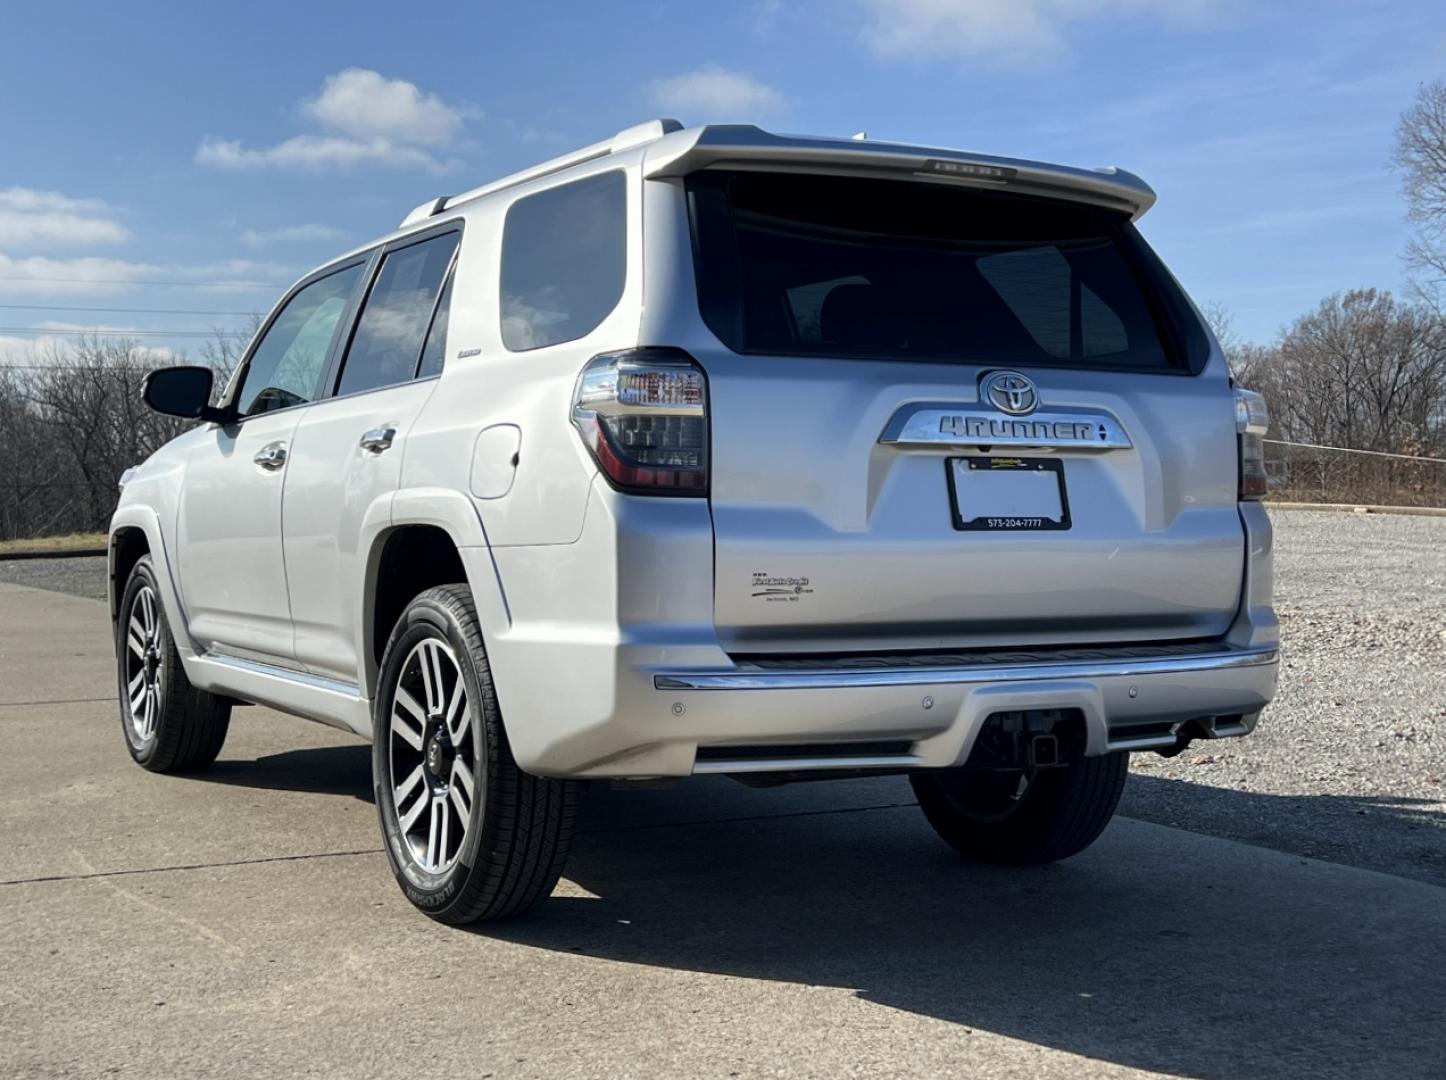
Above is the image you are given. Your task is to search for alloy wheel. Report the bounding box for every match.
[388,638,477,874]
[123,585,163,744]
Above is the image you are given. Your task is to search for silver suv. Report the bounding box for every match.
[111,121,1278,923]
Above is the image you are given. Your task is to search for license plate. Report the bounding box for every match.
[948,457,1070,531]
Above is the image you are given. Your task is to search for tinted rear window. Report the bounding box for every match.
[687,171,1203,372]
[500,170,626,351]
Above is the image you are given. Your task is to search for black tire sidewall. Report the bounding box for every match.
[912,752,1128,864]
[373,595,490,917]
[116,557,168,766]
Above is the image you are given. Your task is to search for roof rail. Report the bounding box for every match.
[398,118,683,227]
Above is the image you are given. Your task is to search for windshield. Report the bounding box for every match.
[686,170,1205,372]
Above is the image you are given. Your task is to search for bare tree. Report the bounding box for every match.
[0,323,257,540]
[1202,300,1285,400]
[1271,289,1445,452]
[1394,79,1446,304]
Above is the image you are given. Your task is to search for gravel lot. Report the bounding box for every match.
[1125,508,1446,885]
[4,509,1443,885]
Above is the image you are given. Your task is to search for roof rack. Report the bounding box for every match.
[399,118,683,228]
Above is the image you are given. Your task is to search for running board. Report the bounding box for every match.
[186,652,372,738]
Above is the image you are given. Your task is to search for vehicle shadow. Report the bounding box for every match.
[203,744,374,801]
[194,747,1446,1078]
[494,778,1446,1080]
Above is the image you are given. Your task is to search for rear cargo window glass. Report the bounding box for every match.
[688,171,1198,371]
[500,170,626,351]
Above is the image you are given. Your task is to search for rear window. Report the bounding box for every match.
[687,171,1205,372]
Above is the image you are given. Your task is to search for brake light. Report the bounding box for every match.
[571,348,709,495]
[1234,388,1269,500]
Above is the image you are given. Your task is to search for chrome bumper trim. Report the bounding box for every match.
[654,647,1278,692]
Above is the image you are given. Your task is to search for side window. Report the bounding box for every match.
[417,268,454,379]
[234,263,363,417]
[500,170,626,351]
[336,231,460,397]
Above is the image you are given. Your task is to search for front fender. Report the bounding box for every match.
[109,504,198,660]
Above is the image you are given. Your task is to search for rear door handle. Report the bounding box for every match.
[360,425,397,453]
[253,442,288,470]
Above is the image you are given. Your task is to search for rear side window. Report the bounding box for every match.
[416,268,454,379]
[336,231,459,397]
[688,171,1205,372]
[500,170,626,351]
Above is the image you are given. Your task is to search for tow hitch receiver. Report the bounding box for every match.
[964,709,1084,771]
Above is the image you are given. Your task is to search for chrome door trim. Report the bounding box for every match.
[206,651,360,697]
[653,646,1278,691]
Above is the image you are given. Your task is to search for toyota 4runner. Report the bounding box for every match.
[111,121,1278,923]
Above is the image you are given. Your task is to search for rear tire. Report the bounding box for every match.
[373,584,579,924]
[911,751,1128,865]
[116,556,231,773]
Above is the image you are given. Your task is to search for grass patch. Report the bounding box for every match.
[0,532,108,555]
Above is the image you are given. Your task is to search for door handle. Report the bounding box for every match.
[359,425,397,453]
[253,441,288,470]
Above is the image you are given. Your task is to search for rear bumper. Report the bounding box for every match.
[492,629,1277,779]
[469,492,1278,780]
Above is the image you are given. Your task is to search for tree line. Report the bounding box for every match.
[0,329,249,541]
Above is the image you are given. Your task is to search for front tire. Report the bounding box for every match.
[373,585,579,924]
[911,751,1128,865]
[116,556,231,773]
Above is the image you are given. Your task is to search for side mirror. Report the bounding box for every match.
[142,366,228,423]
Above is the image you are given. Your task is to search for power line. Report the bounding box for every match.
[0,303,255,317]
[0,327,222,339]
[1266,439,1446,464]
[0,275,286,289]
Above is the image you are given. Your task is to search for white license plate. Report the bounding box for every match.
[948,458,1070,531]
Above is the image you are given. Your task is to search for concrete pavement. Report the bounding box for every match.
[1,580,1443,1079]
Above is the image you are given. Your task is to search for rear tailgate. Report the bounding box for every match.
[679,168,1242,654]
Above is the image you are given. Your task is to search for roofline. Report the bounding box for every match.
[398,121,1156,230]
[399,118,683,227]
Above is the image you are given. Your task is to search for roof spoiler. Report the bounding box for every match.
[642,125,1157,220]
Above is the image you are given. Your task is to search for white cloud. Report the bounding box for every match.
[197,133,453,173]
[303,68,469,146]
[0,252,294,297]
[0,187,128,248]
[650,65,786,117]
[196,69,472,173]
[0,253,154,296]
[0,333,181,363]
[860,0,1222,64]
[240,223,345,249]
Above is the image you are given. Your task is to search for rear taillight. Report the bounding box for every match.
[571,348,709,495]
[1234,388,1269,500]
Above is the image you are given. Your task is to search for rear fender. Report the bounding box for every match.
[366,488,511,705]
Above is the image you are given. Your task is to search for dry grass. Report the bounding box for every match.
[0,532,107,556]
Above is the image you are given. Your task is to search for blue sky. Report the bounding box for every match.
[1,0,1442,358]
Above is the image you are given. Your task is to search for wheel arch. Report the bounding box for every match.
[108,506,198,657]
[360,488,506,703]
